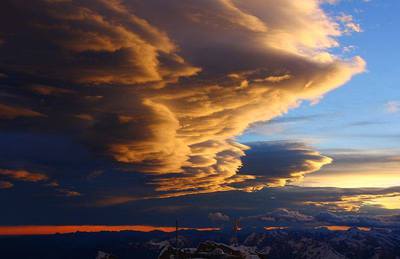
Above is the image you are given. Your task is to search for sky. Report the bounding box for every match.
[0,0,399,233]
[238,0,400,189]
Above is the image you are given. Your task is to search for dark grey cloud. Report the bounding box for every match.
[245,208,314,224]
[2,184,399,228]
[208,212,230,222]
[0,0,366,218]
[0,0,198,85]
[234,141,332,189]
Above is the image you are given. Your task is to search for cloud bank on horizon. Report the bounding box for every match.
[0,0,365,199]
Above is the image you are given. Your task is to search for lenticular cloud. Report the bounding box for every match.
[0,0,365,197]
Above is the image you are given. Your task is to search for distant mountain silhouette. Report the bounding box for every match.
[0,227,399,258]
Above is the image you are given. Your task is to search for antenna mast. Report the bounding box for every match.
[232,218,239,246]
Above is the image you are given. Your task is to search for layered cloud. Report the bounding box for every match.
[305,190,400,212]
[0,0,198,85]
[236,142,332,189]
[0,0,365,198]
[90,141,333,205]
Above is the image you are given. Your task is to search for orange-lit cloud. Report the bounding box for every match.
[0,0,199,85]
[0,168,80,197]
[30,85,75,96]
[0,180,13,189]
[0,104,44,119]
[0,0,365,199]
[300,149,400,188]
[305,192,400,212]
[56,189,82,197]
[0,169,48,182]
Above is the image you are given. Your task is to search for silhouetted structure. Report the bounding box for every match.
[231,218,240,246]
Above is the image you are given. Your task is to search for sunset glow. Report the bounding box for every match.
[318,226,371,231]
[0,225,219,236]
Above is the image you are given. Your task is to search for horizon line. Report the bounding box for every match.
[0,225,220,236]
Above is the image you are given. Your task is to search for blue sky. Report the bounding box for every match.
[240,0,400,151]
[237,1,400,193]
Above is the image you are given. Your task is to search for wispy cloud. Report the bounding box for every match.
[0,180,13,189]
[0,104,44,119]
[337,13,363,34]
[0,169,48,182]
[385,101,400,113]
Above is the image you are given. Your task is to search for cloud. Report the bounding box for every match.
[300,148,400,188]
[208,212,230,222]
[243,206,400,229]
[248,208,314,223]
[0,181,13,189]
[305,191,400,212]
[314,211,400,228]
[345,120,385,127]
[30,85,75,96]
[0,169,48,182]
[385,101,400,113]
[56,189,81,197]
[0,104,44,119]
[1,177,399,227]
[0,166,79,197]
[0,0,199,85]
[244,114,331,136]
[87,141,333,205]
[232,142,332,190]
[0,0,365,198]
[337,13,363,34]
